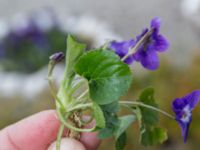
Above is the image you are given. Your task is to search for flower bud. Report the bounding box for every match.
[49,52,64,63]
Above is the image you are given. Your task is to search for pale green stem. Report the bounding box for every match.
[47,62,64,108]
[56,124,65,150]
[68,79,86,96]
[65,89,89,111]
[67,103,92,112]
[47,62,57,100]
[47,76,57,100]
[102,41,110,50]
[48,61,55,77]
[120,101,175,119]
[67,101,175,120]
[76,89,89,100]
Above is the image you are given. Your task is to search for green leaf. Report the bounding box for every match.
[137,87,168,146]
[75,49,132,105]
[139,87,159,126]
[115,132,127,150]
[115,115,136,139]
[92,102,105,129]
[140,127,167,146]
[98,102,120,139]
[98,127,115,139]
[65,35,86,83]
[114,115,135,150]
[57,35,86,107]
[101,101,120,113]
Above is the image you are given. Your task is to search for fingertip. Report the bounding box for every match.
[1,110,61,150]
[48,138,86,150]
[80,131,101,150]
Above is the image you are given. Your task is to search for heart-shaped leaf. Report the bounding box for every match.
[75,49,132,105]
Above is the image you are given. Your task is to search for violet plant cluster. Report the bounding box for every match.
[48,17,200,150]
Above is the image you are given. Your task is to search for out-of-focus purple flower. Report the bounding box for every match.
[133,17,169,70]
[172,90,200,143]
[109,17,169,70]
[8,9,60,51]
[49,52,65,63]
[0,43,5,58]
[109,39,135,64]
[8,18,50,51]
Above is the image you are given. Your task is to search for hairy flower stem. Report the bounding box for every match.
[68,79,86,95]
[120,101,175,119]
[56,124,65,150]
[121,29,153,61]
[47,61,64,108]
[68,100,175,120]
[76,89,89,100]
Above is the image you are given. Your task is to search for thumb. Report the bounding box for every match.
[48,138,86,150]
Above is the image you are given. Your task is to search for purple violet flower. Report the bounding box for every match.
[172,90,200,143]
[109,17,169,70]
[109,39,135,64]
[133,17,169,70]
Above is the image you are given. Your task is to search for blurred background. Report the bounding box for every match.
[0,0,200,149]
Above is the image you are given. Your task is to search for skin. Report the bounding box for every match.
[0,110,100,150]
[48,138,86,150]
